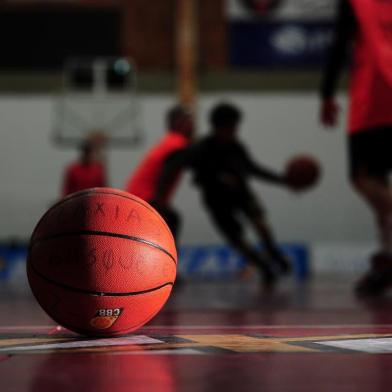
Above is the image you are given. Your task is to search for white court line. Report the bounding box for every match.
[0,336,162,352]
[318,337,392,353]
[1,324,392,331]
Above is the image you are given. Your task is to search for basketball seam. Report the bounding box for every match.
[30,229,176,264]
[29,262,174,297]
[35,188,173,237]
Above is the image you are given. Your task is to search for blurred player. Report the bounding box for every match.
[62,140,107,197]
[125,105,194,240]
[154,102,297,288]
[320,0,392,296]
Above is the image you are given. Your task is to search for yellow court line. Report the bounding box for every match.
[3,333,392,354]
[178,335,316,353]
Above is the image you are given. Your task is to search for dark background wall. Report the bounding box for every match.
[0,0,226,70]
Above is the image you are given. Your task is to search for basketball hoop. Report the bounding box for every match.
[52,57,143,147]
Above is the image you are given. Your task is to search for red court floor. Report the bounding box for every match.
[1,276,392,391]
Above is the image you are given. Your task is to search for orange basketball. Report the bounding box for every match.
[27,188,177,337]
[285,155,321,190]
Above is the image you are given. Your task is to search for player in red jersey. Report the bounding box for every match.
[125,105,194,240]
[320,0,392,296]
[62,141,107,197]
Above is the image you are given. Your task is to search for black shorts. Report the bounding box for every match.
[203,189,264,244]
[349,126,392,179]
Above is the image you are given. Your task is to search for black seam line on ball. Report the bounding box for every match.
[47,189,170,231]
[31,230,177,264]
[31,189,172,247]
[31,263,174,297]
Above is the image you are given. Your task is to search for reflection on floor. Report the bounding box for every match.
[2,276,392,391]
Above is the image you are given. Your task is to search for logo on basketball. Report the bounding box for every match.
[90,308,123,330]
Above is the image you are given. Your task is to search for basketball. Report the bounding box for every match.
[285,155,321,190]
[27,188,177,337]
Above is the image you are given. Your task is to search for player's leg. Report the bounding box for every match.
[352,175,391,237]
[240,190,291,274]
[203,198,276,287]
[349,128,392,296]
[231,236,277,287]
[352,175,392,295]
[250,216,291,274]
[150,203,181,241]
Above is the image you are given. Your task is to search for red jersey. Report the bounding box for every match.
[62,161,106,196]
[126,132,189,204]
[349,0,392,133]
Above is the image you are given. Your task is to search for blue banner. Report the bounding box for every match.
[229,21,333,68]
[0,244,27,283]
[0,243,309,285]
[178,243,309,281]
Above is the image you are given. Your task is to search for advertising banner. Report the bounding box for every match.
[0,243,309,286]
[229,21,333,68]
[227,0,337,21]
[227,0,337,68]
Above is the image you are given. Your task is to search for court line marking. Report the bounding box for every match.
[318,337,392,354]
[0,335,163,352]
[2,324,392,331]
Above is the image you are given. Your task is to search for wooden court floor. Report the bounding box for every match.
[1,276,392,391]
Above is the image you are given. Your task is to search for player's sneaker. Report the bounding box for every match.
[238,264,256,281]
[272,254,292,275]
[258,264,278,289]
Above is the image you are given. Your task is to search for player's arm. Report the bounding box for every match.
[320,0,355,127]
[247,161,286,185]
[98,164,108,187]
[153,147,194,204]
[241,144,286,186]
